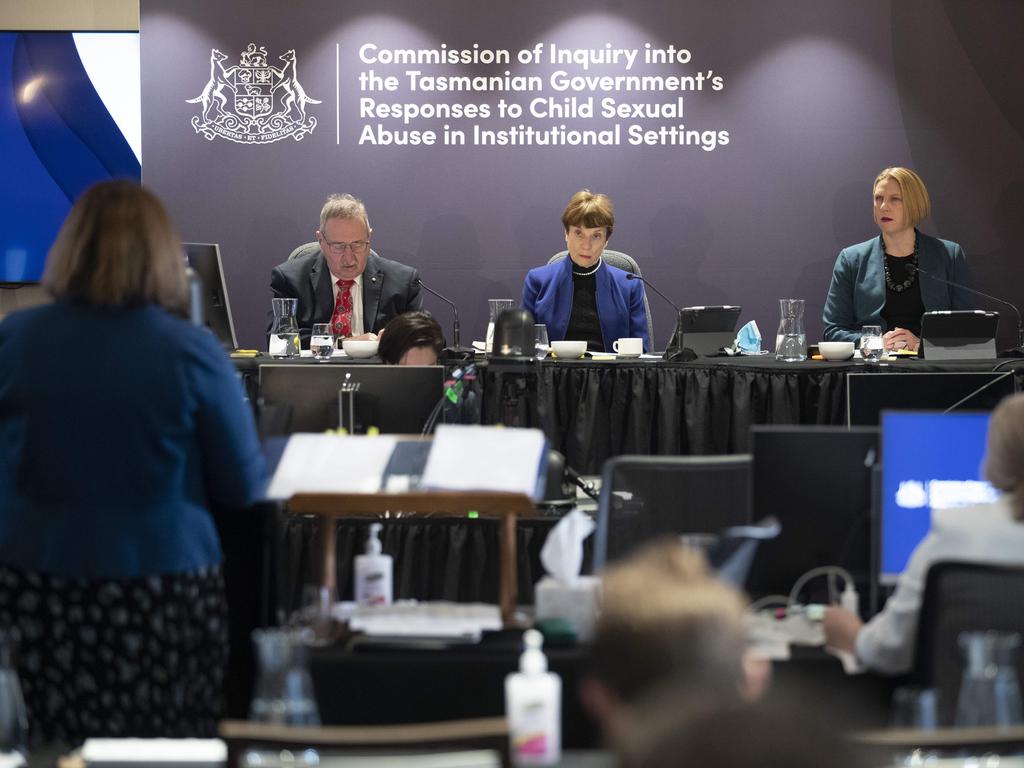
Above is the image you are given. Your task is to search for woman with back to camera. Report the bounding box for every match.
[824,392,1024,673]
[822,167,974,352]
[523,189,650,353]
[0,180,266,744]
[378,310,444,365]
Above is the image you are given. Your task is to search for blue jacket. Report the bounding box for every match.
[523,257,650,352]
[0,301,267,579]
[823,232,974,343]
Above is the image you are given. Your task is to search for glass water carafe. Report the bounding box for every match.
[486,299,515,353]
[775,298,807,362]
[0,629,29,758]
[249,628,321,726]
[954,630,1024,727]
[269,298,301,358]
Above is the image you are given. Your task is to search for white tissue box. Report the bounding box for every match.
[535,575,601,641]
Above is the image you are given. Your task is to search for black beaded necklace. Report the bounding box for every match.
[883,233,919,293]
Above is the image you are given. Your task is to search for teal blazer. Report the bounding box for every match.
[822,232,974,343]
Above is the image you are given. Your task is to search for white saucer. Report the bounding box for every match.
[616,352,642,359]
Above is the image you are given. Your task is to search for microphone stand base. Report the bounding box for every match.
[440,345,476,363]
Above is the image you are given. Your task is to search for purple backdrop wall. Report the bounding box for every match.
[140,0,1024,350]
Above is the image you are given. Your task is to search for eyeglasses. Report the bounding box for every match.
[320,236,369,255]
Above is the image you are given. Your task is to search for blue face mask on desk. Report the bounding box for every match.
[736,320,762,354]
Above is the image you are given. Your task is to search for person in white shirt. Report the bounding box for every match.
[824,393,1024,672]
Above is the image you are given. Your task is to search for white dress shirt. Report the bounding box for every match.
[856,496,1024,673]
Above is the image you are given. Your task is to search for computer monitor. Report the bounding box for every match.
[847,371,1015,426]
[879,410,996,585]
[746,425,878,604]
[184,243,237,349]
[258,364,444,435]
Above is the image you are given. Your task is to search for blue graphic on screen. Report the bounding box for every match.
[881,411,995,583]
[0,32,140,283]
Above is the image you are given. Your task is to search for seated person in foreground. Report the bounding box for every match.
[270,193,422,346]
[378,310,444,365]
[581,539,767,752]
[824,392,1024,673]
[523,189,650,353]
[822,167,974,352]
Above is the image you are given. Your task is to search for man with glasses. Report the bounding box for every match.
[270,193,422,345]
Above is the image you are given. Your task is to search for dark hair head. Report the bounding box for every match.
[378,311,445,365]
[42,180,188,315]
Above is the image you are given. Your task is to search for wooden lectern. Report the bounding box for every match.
[287,491,537,625]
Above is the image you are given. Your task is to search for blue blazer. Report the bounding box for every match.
[823,232,974,343]
[0,301,267,580]
[523,256,650,352]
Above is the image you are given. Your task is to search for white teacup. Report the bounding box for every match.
[613,337,643,357]
[550,340,587,359]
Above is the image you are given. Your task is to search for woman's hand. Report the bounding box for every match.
[823,606,863,654]
[883,327,919,352]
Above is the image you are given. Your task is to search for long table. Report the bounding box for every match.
[481,356,1024,472]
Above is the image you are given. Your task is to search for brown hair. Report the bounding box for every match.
[561,189,614,238]
[378,311,444,364]
[590,538,748,702]
[874,167,931,228]
[42,180,188,315]
[319,193,371,236]
[982,393,1024,520]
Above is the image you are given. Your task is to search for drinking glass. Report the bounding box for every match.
[269,297,301,358]
[955,631,1024,727]
[0,629,27,758]
[860,325,884,362]
[310,324,334,362]
[486,299,515,353]
[249,628,321,726]
[534,324,550,359]
[890,686,939,729]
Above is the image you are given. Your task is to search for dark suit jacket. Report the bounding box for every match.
[523,256,650,351]
[270,244,423,343]
[822,231,974,343]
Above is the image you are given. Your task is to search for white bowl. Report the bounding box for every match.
[550,340,587,359]
[818,341,855,361]
[342,339,379,359]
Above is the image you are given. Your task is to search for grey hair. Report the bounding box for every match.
[319,193,371,235]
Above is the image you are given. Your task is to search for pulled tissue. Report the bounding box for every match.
[540,508,595,584]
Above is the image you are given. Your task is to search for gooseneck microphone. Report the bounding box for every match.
[909,264,1024,355]
[626,273,695,361]
[415,277,475,361]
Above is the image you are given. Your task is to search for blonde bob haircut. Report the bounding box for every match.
[42,180,189,316]
[562,189,614,239]
[874,167,931,228]
[982,393,1024,521]
[319,193,371,236]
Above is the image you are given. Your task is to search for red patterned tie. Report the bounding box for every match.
[331,278,355,337]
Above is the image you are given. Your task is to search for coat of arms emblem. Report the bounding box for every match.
[187,44,320,144]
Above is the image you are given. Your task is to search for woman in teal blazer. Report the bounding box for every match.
[823,167,974,350]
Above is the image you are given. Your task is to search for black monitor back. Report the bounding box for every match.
[258,364,443,435]
[746,426,878,603]
[184,242,238,349]
[846,371,1015,426]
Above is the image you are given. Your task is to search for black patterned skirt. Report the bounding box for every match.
[0,564,228,746]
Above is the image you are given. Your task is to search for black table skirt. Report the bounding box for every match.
[482,357,1023,473]
[278,515,566,614]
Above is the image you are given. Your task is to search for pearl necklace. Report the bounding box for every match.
[572,258,602,276]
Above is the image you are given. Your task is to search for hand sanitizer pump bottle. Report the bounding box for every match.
[505,629,561,765]
[354,523,392,606]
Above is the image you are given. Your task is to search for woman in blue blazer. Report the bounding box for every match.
[523,190,650,353]
[0,181,266,744]
[823,167,974,351]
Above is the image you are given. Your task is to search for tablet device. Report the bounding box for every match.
[667,305,742,356]
[920,310,999,360]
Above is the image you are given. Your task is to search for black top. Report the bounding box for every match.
[565,267,605,352]
[882,255,926,336]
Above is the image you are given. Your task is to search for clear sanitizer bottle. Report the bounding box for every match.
[505,629,561,765]
[354,522,392,606]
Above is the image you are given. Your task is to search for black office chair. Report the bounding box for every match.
[546,249,654,342]
[592,454,752,571]
[910,561,1024,725]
